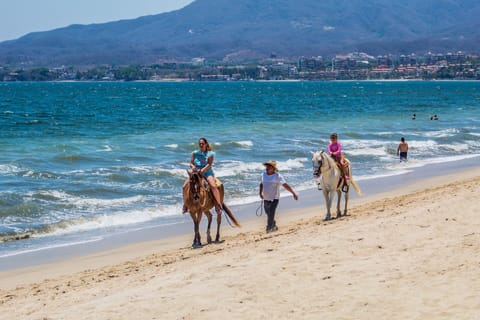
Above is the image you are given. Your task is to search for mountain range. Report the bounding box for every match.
[1,0,480,67]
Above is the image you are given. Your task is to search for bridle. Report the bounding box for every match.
[313,151,335,176]
[189,171,201,201]
[313,159,321,176]
[188,171,208,206]
[312,151,324,176]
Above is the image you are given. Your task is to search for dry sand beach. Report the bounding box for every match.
[1,168,480,320]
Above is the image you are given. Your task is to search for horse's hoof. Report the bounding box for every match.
[192,239,203,248]
[324,216,331,221]
[214,240,225,244]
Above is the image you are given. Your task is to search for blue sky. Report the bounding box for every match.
[0,0,194,42]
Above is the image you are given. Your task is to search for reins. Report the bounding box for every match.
[255,200,264,216]
[188,172,207,205]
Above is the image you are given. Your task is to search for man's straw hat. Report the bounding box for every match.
[262,160,278,172]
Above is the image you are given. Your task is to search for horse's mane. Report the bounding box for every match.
[320,150,337,168]
[191,170,202,183]
[184,170,206,204]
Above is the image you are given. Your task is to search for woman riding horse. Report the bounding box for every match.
[182,138,241,247]
[183,137,222,215]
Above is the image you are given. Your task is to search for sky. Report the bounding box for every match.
[0,0,194,42]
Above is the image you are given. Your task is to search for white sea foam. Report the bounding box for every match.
[234,140,253,148]
[153,167,187,177]
[418,128,460,138]
[446,143,471,152]
[344,138,452,159]
[91,145,113,152]
[282,157,309,170]
[408,140,438,148]
[165,144,178,149]
[74,195,145,208]
[347,147,389,157]
[467,139,480,148]
[35,190,145,209]
[215,157,307,178]
[380,154,480,173]
[37,205,181,238]
[95,165,187,178]
[214,160,262,178]
[342,139,390,149]
[0,164,21,174]
[226,194,262,207]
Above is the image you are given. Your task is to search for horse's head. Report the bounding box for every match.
[311,150,324,177]
[187,170,203,201]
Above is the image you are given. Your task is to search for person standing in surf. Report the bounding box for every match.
[397,137,409,162]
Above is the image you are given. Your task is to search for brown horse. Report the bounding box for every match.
[183,170,241,248]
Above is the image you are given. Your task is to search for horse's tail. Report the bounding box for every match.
[222,203,241,227]
[350,178,362,195]
[345,161,362,196]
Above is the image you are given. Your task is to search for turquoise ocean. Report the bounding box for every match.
[1,81,479,260]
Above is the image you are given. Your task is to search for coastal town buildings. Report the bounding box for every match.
[1,51,479,81]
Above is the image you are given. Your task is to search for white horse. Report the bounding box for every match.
[311,150,361,220]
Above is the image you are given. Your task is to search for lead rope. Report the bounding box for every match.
[223,208,235,227]
[256,200,264,217]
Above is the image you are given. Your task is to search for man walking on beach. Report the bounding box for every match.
[259,160,298,233]
[397,137,409,162]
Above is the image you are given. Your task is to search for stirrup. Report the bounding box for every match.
[342,184,349,193]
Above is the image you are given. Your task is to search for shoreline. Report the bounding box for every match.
[0,155,479,272]
[0,157,478,276]
[0,162,479,319]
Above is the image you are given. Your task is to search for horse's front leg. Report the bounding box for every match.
[214,209,222,243]
[205,211,213,244]
[336,189,342,218]
[191,211,202,248]
[323,190,332,221]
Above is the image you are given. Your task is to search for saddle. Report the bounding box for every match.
[201,177,223,191]
[334,159,350,193]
